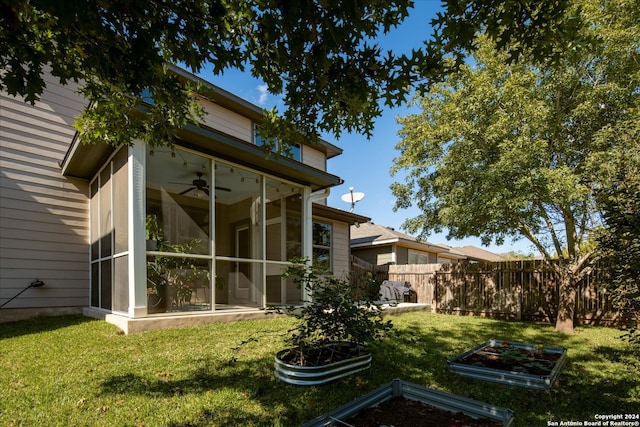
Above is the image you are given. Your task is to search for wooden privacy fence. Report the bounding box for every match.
[350,255,389,300]
[385,261,620,326]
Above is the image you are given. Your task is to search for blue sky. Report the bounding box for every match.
[201,1,536,256]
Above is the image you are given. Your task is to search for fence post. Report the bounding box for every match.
[517,283,522,321]
[434,270,438,313]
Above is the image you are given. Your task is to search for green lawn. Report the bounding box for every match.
[1,312,638,426]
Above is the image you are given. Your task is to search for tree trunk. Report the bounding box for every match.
[555,274,577,334]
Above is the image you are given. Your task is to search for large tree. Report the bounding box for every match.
[593,122,640,345]
[1,0,413,147]
[0,0,578,147]
[391,0,639,334]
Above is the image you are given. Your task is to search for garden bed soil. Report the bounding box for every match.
[278,342,365,366]
[456,343,561,375]
[342,396,503,427]
[302,379,513,427]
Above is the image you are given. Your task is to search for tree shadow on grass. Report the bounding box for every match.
[100,358,268,397]
[97,354,331,426]
[590,344,640,365]
[363,313,640,424]
[0,314,97,340]
[164,408,275,427]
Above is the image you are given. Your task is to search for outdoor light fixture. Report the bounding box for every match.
[31,279,45,288]
[0,279,46,308]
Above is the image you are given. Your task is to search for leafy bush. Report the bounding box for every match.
[274,259,393,358]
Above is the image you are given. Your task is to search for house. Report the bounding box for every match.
[452,245,505,263]
[0,65,369,332]
[350,222,466,265]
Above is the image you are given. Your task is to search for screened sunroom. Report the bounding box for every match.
[56,69,372,331]
[79,136,344,320]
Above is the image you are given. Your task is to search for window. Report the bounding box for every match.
[312,222,332,271]
[254,125,301,161]
[408,249,434,264]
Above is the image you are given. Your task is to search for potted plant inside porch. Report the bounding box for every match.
[147,252,169,313]
[146,238,210,313]
[145,213,168,312]
[145,214,163,251]
[271,259,393,385]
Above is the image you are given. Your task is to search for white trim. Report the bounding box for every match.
[302,187,314,301]
[209,159,216,306]
[260,175,267,307]
[129,142,147,317]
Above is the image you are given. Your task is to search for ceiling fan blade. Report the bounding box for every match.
[170,172,221,196]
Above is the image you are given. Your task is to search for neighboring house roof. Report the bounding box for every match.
[350,221,416,246]
[452,245,505,262]
[350,221,466,260]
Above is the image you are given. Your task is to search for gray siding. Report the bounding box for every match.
[201,98,331,173]
[352,247,391,266]
[201,99,253,142]
[0,74,90,318]
[302,145,326,171]
[331,221,350,279]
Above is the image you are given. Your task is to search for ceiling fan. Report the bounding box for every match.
[171,172,230,197]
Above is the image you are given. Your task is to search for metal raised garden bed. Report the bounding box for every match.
[448,338,567,390]
[274,343,372,386]
[302,378,514,427]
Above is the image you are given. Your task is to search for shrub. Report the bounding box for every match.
[274,259,393,360]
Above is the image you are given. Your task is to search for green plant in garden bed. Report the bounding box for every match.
[1,313,638,426]
[493,341,553,373]
[269,258,393,366]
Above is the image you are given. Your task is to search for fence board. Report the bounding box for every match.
[380,260,620,326]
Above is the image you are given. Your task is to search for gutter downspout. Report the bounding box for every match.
[308,188,331,203]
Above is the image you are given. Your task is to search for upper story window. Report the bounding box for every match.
[254,124,301,162]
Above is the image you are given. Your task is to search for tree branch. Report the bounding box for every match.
[570,250,598,281]
[576,199,589,246]
[562,204,578,259]
[517,220,552,261]
[538,202,564,257]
